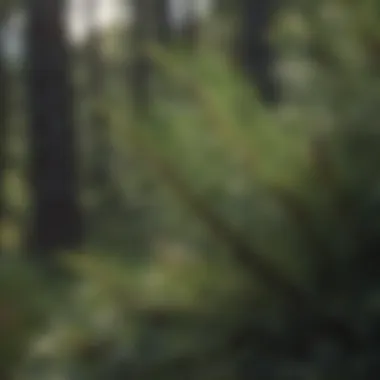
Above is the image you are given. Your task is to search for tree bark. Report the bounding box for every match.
[234,0,279,104]
[25,0,83,256]
[156,0,172,45]
[0,1,10,255]
[130,0,153,117]
[84,0,110,191]
[0,17,7,226]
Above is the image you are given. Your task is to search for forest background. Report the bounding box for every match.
[1,0,380,379]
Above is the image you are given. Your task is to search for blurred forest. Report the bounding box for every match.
[1,0,380,379]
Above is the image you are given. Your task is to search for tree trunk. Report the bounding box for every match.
[84,0,110,192]
[0,19,6,225]
[130,0,153,117]
[0,2,10,254]
[235,0,279,104]
[25,0,83,256]
[156,0,172,45]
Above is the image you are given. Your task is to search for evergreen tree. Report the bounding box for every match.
[84,0,111,195]
[156,0,172,45]
[130,0,152,116]
[234,0,279,104]
[25,0,83,256]
[0,1,10,249]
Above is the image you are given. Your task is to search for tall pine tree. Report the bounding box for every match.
[234,0,279,104]
[25,0,83,256]
[0,4,7,229]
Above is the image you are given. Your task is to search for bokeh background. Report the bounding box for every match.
[1,0,380,379]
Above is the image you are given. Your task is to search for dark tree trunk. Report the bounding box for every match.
[25,0,83,256]
[0,25,6,227]
[235,0,279,104]
[84,0,110,191]
[130,0,153,117]
[0,3,10,251]
[155,0,172,45]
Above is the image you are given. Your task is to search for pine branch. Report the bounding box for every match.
[147,45,258,170]
[130,126,312,312]
[129,126,363,357]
